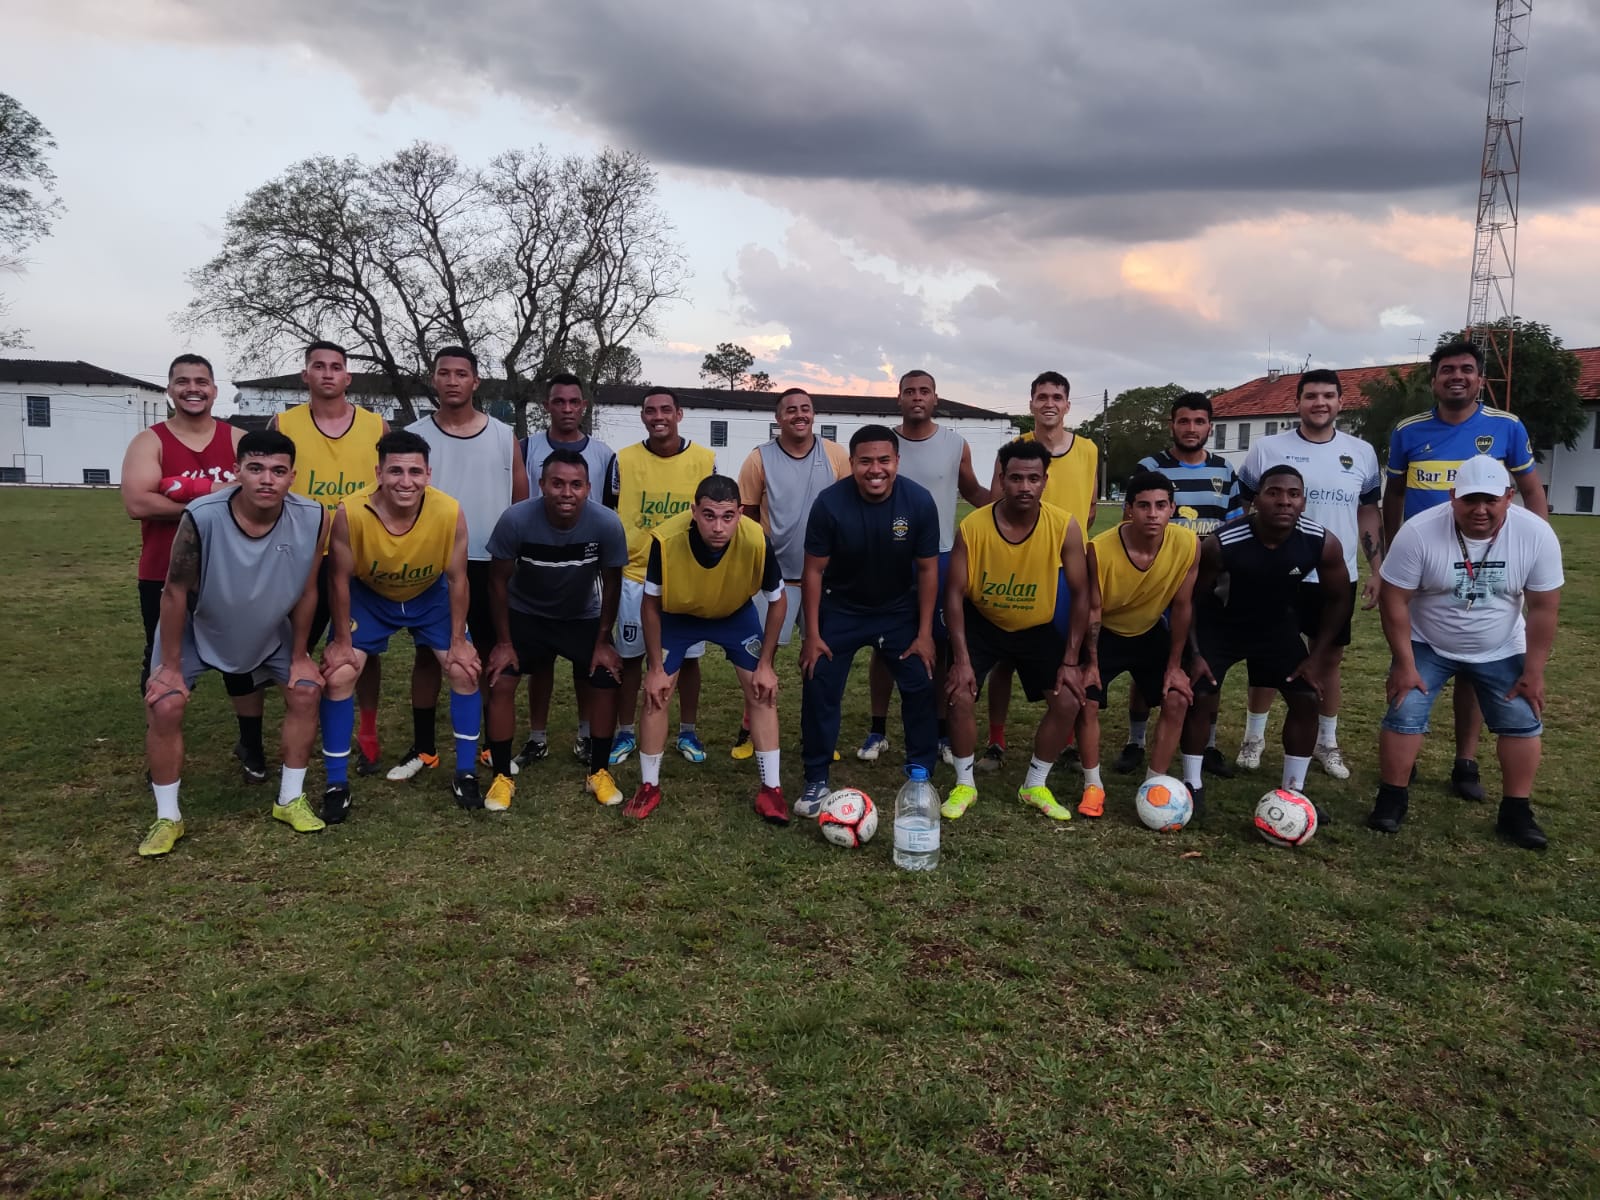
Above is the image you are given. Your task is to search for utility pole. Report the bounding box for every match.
[1099,388,1109,503]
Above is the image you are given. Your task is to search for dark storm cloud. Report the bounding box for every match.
[157,0,1600,239]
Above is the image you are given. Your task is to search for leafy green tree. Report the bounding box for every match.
[1077,383,1188,490]
[699,342,764,392]
[1012,414,1035,435]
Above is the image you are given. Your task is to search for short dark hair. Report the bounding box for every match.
[1125,470,1175,502]
[777,386,811,405]
[304,340,348,364]
[694,474,741,505]
[539,447,589,478]
[376,429,431,464]
[1258,463,1304,488]
[1430,339,1484,378]
[1170,392,1212,419]
[1296,369,1341,398]
[642,387,679,409]
[850,424,900,455]
[431,345,478,373]
[237,429,296,464]
[998,439,1051,472]
[168,353,214,380]
[546,372,583,392]
[898,369,936,391]
[1030,371,1070,397]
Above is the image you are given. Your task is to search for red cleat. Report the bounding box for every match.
[623,782,661,820]
[753,785,789,826]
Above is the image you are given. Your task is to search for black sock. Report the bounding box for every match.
[413,705,437,756]
[237,715,264,755]
[1378,782,1409,806]
[871,715,887,736]
[590,734,615,775]
[489,738,513,776]
[1501,795,1530,810]
[734,724,751,746]
[937,718,949,740]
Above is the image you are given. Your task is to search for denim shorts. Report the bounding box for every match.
[1381,641,1541,738]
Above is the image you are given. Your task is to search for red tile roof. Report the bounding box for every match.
[1212,346,1600,419]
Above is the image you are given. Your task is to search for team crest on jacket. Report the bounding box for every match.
[891,516,909,541]
[1210,478,1224,494]
[1474,435,1495,454]
[1339,454,1354,470]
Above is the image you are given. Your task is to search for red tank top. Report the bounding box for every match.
[137,421,239,580]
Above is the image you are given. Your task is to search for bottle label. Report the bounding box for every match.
[894,827,940,853]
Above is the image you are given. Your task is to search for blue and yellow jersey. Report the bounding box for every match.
[345,486,459,602]
[1386,403,1535,521]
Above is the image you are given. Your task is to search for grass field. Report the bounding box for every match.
[3,488,1598,1198]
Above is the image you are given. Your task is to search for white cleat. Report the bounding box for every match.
[1314,743,1350,780]
[1235,735,1265,771]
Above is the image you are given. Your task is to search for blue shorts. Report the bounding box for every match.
[349,577,457,655]
[660,603,763,676]
[1381,641,1541,738]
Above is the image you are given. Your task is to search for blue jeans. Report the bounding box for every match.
[801,604,937,782]
[1382,641,1541,738]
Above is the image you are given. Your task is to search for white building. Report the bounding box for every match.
[231,375,1019,480]
[0,359,168,485]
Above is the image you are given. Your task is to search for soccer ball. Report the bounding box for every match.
[818,788,878,848]
[1254,788,1318,847]
[1134,775,1193,832]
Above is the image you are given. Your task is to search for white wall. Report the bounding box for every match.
[235,385,418,420]
[0,384,162,484]
[1538,407,1600,515]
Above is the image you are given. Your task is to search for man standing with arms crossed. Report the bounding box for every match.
[608,389,717,767]
[1236,369,1383,780]
[394,346,528,783]
[731,386,851,758]
[139,430,327,856]
[800,426,942,816]
[1131,392,1240,779]
[517,372,618,768]
[980,370,1099,770]
[1383,339,1547,802]
[857,369,990,764]
[272,341,388,773]
[943,440,1090,823]
[121,353,264,781]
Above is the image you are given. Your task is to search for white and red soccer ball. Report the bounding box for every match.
[817,787,878,848]
[1254,788,1318,847]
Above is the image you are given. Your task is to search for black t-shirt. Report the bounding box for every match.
[803,477,940,614]
[1202,514,1327,631]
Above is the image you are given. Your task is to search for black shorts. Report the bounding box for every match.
[1296,580,1356,648]
[1194,620,1315,697]
[465,560,495,651]
[139,580,258,697]
[306,556,333,651]
[1087,624,1178,708]
[506,611,619,689]
[963,605,1066,703]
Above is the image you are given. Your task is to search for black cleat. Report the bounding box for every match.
[233,740,268,784]
[322,784,351,825]
[1366,790,1409,834]
[1496,798,1547,851]
[1201,745,1235,779]
[977,743,1005,773]
[452,772,484,810]
[1451,758,1485,802]
[355,747,383,777]
[1189,783,1206,821]
[1113,742,1145,774]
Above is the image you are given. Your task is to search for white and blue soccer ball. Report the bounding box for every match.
[1135,775,1193,832]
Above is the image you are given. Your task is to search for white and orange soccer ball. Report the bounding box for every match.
[817,788,878,848]
[1134,775,1193,832]
[1254,788,1318,847]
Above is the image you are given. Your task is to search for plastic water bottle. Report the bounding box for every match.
[893,764,940,871]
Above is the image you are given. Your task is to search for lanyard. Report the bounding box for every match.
[1453,523,1501,611]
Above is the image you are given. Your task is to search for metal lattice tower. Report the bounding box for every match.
[1466,0,1532,408]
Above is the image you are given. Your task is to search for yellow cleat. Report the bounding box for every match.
[1018,784,1073,822]
[485,773,515,812]
[138,817,185,857]
[587,768,624,807]
[272,794,326,833]
[941,784,978,820]
[729,739,754,761]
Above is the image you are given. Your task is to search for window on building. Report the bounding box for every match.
[1213,424,1227,450]
[1236,423,1251,449]
[0,467,24,483]
[26,396,50,427]
[1577,486,1595,514]
[1263,420,1279,436]
[83,468,111,486]
[769,422,780,440]
[820,424,838,441]
[710,420,729,448]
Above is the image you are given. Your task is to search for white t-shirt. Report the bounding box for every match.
[1239,429,1381,580]
[1380,504,1563,662]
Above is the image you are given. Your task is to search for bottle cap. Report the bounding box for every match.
[906,764,930,782]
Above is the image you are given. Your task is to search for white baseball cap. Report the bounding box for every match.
[1453,455,1512,497]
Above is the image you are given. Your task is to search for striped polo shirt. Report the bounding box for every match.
[1135,449,1242,536]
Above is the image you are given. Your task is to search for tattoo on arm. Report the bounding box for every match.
[167,514,201,588]
[1362,530,1381,564]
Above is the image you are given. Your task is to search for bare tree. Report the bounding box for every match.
[0,92,65,349]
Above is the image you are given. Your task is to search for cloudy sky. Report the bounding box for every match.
[7,0,1600,415]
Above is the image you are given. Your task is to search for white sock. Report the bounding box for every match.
[640,751,662,786]
[1083,764,1103,789]
[1317,715,1337,747]
[1024,756,1052,789]
[954,754,976,787]
[1282,755,1312,793]
[618,724,635,739]
[577,719,591,739]
[1207,720,1219,749]
[1181,754,1204,789]
[277,766,306,805]
[755,748,781,788]
[1244,710,1270,740]
[153,780,181,822]
[1128,718,1148,748]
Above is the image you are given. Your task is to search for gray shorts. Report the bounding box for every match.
[157,619,295,691]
